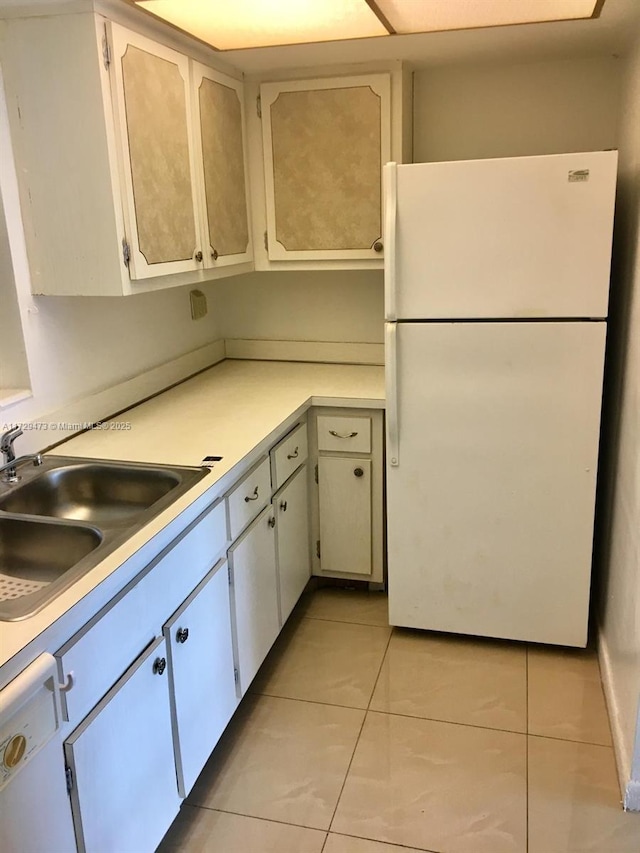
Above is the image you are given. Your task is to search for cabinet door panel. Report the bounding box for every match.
[164,560,238,797]
[229,507,279,694]
[192,62,252,267]
[64,637,179,853]
[261,74,390,261]
[319,457,372,576]
[275,465,310,624]
[108,23,200,279]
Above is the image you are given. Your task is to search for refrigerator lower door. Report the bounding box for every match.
[386,320,606,646]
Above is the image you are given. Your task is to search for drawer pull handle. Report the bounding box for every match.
[153,657,167,676]
[280,500,288,512]
[244,486,259,502]
[329,430,358,439]
[268,516,276,528]
[176,627,189,644]
[286,446,299,460]
[58,672,74,693]
[354,467,364,478]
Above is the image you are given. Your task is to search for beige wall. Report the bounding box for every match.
[597,35,640,809]
[413,56,621,163]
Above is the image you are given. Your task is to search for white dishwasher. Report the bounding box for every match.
[0,654,76,853]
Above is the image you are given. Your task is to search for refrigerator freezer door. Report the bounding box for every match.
[390,151,617,320]
[386,320,606,646]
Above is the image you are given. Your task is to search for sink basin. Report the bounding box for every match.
[0,456,209,620]
[0,463,182,527]
[0,516,102,615]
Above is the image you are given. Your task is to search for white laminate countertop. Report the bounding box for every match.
[0,359,384,679]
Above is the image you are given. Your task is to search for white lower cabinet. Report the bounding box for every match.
[228,505,280,694]
[319,456,372,577]
[275,464,311,624]
[64,637,180,853]
[164,559,238,798]
[311,408,385,583]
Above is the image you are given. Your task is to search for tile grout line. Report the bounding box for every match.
[326,828,439,853]
[326,624,394,836]
[187,803,329,834]
[303,614,390,628]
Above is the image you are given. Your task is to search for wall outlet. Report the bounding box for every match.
[190,289,207,320]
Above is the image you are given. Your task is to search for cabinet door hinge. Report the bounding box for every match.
[234,667,239,686]
[256,94,262,118]
[263,230,268,252]
[102,25,111,69]
[316,540,321,560]
[228,565,233,586]
[65,766,74,794]
[122,238,131,267]
[314,464,318,484]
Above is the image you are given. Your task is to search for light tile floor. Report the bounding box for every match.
[158,588,640,853]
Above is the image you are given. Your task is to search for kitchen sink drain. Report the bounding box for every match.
[0,575,48,602]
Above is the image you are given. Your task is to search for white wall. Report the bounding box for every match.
[214,270,383,343]
[597,35,640,810]
[0,195,29,390]
[413,56,621,162]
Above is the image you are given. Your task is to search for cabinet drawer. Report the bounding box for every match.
[56,499,227,725]
[317,415,371,453]
[270,422,308,490]
[227,457,271,540]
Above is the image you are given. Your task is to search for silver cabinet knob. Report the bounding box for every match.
[373,241,383,253]
[280,500,288,512]
[176,627,189,644]
[354,467,364,478]
[268,516,276,528]
[153,657,166,675]
[194,251,203,263]
[211,248,219,261]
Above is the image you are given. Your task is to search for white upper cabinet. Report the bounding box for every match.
[246,63,412,271]
[1,12,252,296]
[108,24,201,279]
[260,74,390,262]
[191,62,253,269]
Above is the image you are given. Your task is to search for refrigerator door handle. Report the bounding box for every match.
[386,322,399,467]
[384,162,397,322]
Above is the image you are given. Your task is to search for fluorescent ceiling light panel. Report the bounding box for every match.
[134,0,388,50]
[373,0,601,35]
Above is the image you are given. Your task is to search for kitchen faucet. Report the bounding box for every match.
[0,427,43,483]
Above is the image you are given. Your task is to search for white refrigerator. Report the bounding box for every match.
[384,151,617,647]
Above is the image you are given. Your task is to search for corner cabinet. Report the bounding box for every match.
[310,408,385,584]
[0,13,252,295]
[246,63,412,270]
[260,74,390,262]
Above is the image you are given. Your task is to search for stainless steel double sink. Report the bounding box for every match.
[0,457,209,621]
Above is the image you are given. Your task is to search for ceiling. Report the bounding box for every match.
[213,0,640,74]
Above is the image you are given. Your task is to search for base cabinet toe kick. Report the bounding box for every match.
[1,406,383,853]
